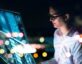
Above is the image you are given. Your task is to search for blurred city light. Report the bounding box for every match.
[5,40,10,45]
[80,34,82,38]
[39,37,45,43]
[19,32,24,37]
[0,40,4,45]
[6,33,12,38]
[21,40,26,44]
[33,53,39,58]
[10,49,15,53]
[11,44,37,54]
[42,52,47,57]
[0,49,5,54]
[12,32,18,37]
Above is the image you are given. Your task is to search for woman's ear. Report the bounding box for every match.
[64,14,70,21]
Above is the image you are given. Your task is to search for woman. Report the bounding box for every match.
[41,2,82,64]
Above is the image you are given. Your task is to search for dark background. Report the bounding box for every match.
[0,0,82,37]
[0,0,54,37]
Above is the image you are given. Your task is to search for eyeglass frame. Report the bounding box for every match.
[49,14,63,21]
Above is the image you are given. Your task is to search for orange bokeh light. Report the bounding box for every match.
[33,53,38,58]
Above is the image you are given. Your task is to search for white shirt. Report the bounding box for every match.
[54,29,82,64]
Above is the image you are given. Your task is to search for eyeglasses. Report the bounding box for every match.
[49,14,62,21]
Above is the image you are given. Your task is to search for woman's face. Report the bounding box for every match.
[49,7,66,28]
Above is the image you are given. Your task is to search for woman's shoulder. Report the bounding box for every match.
[67,28,79,37]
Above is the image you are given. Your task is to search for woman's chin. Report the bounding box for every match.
[53,26,59,28]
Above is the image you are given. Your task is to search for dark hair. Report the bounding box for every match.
[49,0,75,29]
